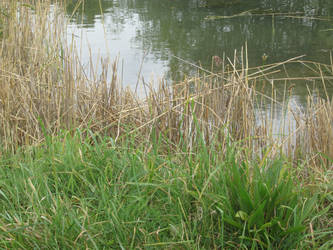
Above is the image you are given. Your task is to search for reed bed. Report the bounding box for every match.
[0,0,332,165]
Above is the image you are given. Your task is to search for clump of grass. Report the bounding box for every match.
[210,150,316,248]
[0,129,327,249]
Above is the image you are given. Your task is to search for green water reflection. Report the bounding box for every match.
[65,0,333,104]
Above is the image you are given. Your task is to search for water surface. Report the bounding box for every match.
[65,0,333,102]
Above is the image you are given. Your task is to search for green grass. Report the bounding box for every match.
[0,129,331,249]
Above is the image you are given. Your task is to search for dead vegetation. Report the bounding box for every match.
[0,0,332,172]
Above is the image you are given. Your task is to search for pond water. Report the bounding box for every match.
[65,0,333,103]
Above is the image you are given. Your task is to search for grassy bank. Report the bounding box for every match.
[0,0,332,248]
[0,130,331,249]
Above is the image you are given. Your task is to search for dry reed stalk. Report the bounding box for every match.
[0,1,142,150]
[0,0,332,174]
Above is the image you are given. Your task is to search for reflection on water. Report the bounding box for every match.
[65,0,333,106]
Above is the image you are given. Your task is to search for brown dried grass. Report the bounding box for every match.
[0,0,332,173]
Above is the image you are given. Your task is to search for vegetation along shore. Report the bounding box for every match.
[0,0,332,248]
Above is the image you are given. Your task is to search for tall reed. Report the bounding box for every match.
[0,0,332,170]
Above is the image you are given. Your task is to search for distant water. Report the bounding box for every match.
[65,0,333,103]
